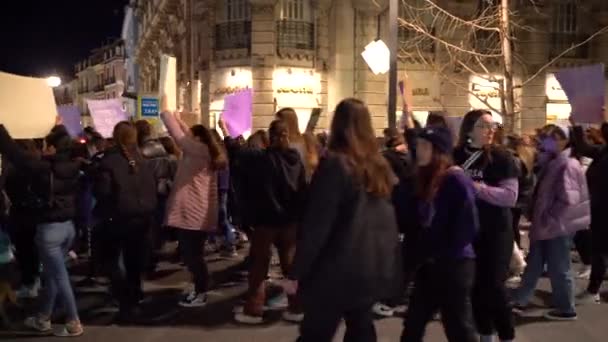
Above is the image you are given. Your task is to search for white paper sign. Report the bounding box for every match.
[159,54,177,112]
[0,71,56,138]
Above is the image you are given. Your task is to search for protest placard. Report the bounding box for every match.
[555,64,605,124]
[0,71,56,138]
[57,105,82,137]
[87,99,128,138]
[306,108,322,133]
[222,89,253,137]
[159,55,177,112]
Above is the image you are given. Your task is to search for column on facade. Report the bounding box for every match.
[517,12,551,134]
[250,0,278,131]
[326,0,355,127]
[314,0,331,130]
[196,1,214,128]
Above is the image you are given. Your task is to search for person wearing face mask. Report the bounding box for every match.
[453,110,518,342]
[511,124,590,320]
[401,126,478,342]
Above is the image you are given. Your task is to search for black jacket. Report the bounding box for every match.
[140,138,176,195]
[225,137,307,227]
[94,146,158,220]
[572,126,608,242]
[382,149,418,237]
[0,125,81,223]
[291,155,403,307]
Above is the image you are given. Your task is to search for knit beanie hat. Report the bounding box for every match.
[419,126,453,154]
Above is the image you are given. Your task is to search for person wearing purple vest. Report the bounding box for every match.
[512,124,590,320]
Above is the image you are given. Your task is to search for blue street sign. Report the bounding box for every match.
[140,97,159,117]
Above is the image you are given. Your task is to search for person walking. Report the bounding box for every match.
[401,126,478,342]
[286,98,402,342]
[94,121,158,322]
[454,110,519,342]
[160,109,226,307]
[572,121,608,304]
[512,124,590,320]
[220,118,307,324]
[0,124,83,337]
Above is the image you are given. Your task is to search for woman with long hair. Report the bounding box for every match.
[94,121,158,322]
[512,124,590,320]
[0,124,83,336]
[401,126,478,342]
[286,98,402,342]
[276,108,319,179]
[160,110,226,307]
[220,119,307,324]
[453,110,518,342]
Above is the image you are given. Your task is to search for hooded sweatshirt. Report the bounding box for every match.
[225,137,307,227]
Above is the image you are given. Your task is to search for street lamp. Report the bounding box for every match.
[360,0,399,129]
[46,76,62,88]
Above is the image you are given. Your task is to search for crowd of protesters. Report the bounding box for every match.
[0,94,606,342]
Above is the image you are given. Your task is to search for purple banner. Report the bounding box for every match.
[57,105,82,137]
[223,89,252,137]
[555,64,605,124]
[87,99,129,138]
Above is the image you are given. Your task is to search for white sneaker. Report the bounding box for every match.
[576,292,601,305]
[282,310,304,323]
[235,312,264,324]
[372,302,394,317]
[16,282,40,299]
[178,291,208,308]
[576,265,592,280]
[24,316,52,334]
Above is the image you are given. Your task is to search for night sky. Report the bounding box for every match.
[0,0,128,80]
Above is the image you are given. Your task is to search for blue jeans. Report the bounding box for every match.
[513,235,575,314]
[218,190,236,248]
[35,221,79,321]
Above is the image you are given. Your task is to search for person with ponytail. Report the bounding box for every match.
[94,121,158,322]
[453,110,518,342]
[276,108,319,179]
[219,118,307,325]
[160,107,226,308]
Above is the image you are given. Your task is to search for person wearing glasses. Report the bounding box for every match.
[453,110,519,342]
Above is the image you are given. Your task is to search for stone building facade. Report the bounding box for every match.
[74,39,127,126]
[132,0,608,135]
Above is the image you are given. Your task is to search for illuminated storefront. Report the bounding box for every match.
[403,70,442,126]
[469,75,505,125]
[545,73,571,125]
[209,68,253,130]
[273,67,322,132]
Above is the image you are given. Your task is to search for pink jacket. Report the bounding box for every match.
[530,149,590,241]
[161,112,218,232]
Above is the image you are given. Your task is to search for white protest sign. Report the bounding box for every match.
[0,71,56,138]
[159,54,177,112]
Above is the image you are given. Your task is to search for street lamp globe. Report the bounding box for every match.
[46,76,62,88]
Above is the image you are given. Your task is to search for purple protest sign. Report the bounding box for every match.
[223,89,252,137]
[87,99,129,138]
[555,64,605,124]
[57,105,82,137]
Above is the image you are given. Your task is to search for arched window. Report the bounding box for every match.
[277,0,314,50]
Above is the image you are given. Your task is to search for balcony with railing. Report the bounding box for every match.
[215,21,251,51]
[276,20,314,50]
[550,33,589,59]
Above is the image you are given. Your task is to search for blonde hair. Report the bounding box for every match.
[276,108,303,144]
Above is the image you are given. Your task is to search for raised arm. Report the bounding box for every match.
[0,124,48,173]
[571,125,603,160]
